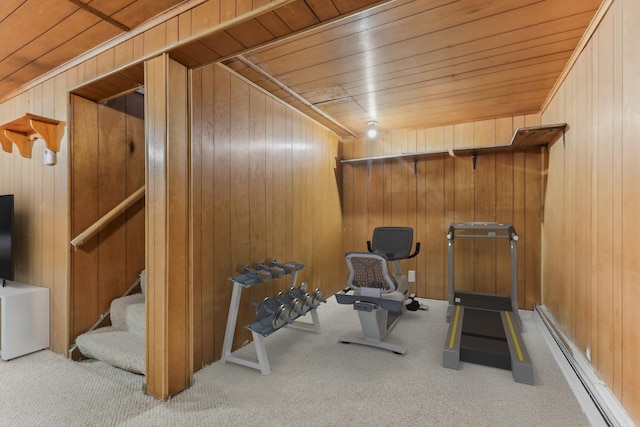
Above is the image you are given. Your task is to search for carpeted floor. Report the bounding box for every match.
[0,297,594,426]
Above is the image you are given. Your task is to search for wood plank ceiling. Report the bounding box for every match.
[222,0,603,137]
[0,0,603,138]
[0,0,188,99]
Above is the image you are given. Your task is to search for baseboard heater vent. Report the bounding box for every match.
[535,305,634,427]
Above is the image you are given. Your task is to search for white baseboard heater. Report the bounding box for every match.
[535,305,634,427]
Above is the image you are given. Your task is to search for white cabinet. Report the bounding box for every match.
[0,282,49,360]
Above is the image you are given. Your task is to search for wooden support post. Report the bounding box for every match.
[144,54,192,400]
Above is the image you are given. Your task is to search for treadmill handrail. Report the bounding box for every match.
[447,222,518,242]
[446,221,520,321]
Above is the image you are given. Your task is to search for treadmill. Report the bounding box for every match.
[442,222,533,385]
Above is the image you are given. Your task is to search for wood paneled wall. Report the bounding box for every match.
[0,0,294,355]
[542,0,640,421]
[342,114,544,309]
[0,76,69,354]
[190,64,344,369]
[145,55,192,399]
[70,93,145,340]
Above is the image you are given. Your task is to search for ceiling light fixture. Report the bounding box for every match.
[367,120,378,138]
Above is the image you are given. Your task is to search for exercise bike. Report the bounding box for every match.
[335,226,423,354]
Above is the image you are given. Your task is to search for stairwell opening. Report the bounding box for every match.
[69,84,146,372]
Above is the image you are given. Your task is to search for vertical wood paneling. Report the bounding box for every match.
[473,120,496,295]
[44,76,60,351]
[211,65,232,359]
[523,147,542,309]
[145,54,192,399]
[523,113,542,310]
[595,14,614,386]
[125,94,146,295]
[620,0,640,417]
[70,92,145,342]
[190,63,344,367]
[542,0,640,421]
[52,73,69,353]
[610,0,624,397]
[271,100,288,279]
[367,143,384,251]
[189,67,204,369]
[453,123,475,292]
[511,115,527,310]
[572,43,590,354]
[0,2,636,419]
[0,77,73,354]
[415,129,427,297]
[71,96,100,336]
[248,85,267,301]
[342,138,354,259]
[97,97,128,309]
[166,57,191,395]
[495,117,514,296]
[263,97,274,295]
[145,54,164,397]
[342,115,544,306]
[32,84,44,287]
[424,127,446,299]
[0,0,289,359]
[229,72,252,348]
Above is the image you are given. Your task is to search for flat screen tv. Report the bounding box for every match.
[0,194,14,285]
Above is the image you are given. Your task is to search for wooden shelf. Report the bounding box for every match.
[341,123,566,165]
[0,113,63,159]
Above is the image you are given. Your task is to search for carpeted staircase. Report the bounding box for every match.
[75,272,146,375]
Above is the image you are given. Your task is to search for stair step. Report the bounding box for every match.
[75,327,145,374]
[110,293,144,331]
[125,302,145,336]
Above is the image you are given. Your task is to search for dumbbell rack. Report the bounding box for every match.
[220,261,322,375]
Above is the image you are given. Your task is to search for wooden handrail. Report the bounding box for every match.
[70,186,145,249]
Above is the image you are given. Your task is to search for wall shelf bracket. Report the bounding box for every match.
[0,113,64,158]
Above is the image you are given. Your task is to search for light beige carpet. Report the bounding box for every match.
[0,297,594,426]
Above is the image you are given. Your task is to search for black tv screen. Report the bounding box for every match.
[0,194,14,282]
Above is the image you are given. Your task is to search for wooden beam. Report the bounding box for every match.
[64,0,130,31]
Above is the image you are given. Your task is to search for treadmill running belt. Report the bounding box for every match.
[460,308,511,370]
